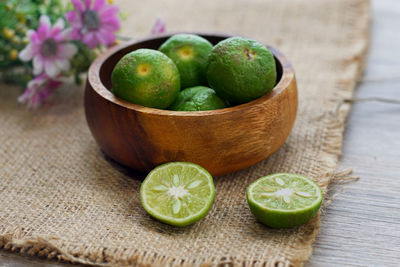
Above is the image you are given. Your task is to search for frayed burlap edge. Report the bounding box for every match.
[0,2,371,267]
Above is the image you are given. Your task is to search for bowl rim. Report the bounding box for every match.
[87,32,295,117]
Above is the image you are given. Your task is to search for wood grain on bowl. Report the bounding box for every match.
[84,33,298,176]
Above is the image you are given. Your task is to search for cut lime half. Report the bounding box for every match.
[246,173,323,228]
[140,162,215,227]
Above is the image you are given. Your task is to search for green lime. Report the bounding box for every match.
[246,173,323,228]
[206,37,277,104]
[140,162,215,227]
[159,34,213,88]
[169,86,227,111]
[111,48,180,109]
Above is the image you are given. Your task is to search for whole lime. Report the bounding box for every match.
[169,86,227,111]
[111,48,180,109]
[206,37,277,104]
[159,34,213,88]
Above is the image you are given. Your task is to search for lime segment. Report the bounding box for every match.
[140,162,215,227]
[246,173,323,228]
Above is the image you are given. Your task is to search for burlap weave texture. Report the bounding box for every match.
[0,0,370,266]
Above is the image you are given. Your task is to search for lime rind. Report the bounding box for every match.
[111,49,180,108]
[169,86,227,111]
[206,37,277,104]
[159,34,213,88]
[140,162,215,227]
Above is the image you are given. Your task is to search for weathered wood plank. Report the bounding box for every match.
[308,0,400,266]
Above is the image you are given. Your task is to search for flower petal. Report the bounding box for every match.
[49,27,62,39]
[71,0,85,12]
[49,79,62,89]
[39,15,51,29]
[151,17,166,35]
[65,10,75,21]
[94,32,109,46]
[53,18,65,31]
[38,87,53,101]
[101,16,120,31]
[70,28,82,40]
[84,0,92,9]
[94,32,106,46]
[32,73,48,85]
[33,56,44,75]
[38,15,51,38]
[18,88,30,104]
[26,29,35,39]
[55,58,70,71]
[65,11,83,27]
[19,45,33,61]
[44,60,60,78]
[54,28,71,42]
[99,5,119,18]
[97,28,115,46]
[93,0,105,11]
[29,31,41,46]
[59,43,78,58]
[18,73,54,108]
[37,24,49,40]
[82,32,98,48]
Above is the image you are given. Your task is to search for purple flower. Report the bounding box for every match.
[66,0,120,48]
[19,15,77,78]
[18,73,62,108]
[151,17,166,35]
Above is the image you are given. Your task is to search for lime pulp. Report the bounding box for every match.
[140,162,215,227]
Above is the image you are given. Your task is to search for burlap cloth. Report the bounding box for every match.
[0,0,370,266]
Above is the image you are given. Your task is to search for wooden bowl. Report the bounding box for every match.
[84,33,298,176]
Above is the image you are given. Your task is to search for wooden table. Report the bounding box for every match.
[308,0,400,266]
[1,0,399,266]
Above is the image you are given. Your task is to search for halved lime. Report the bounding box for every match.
[246,173,323,228]
[140,162,215,227]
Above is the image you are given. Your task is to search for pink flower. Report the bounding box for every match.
[19,15,77,78]
[18,74,62,108]
[66,0,120,48]
[151,17,166,35]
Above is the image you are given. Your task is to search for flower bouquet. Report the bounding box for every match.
[0,0,165,108]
